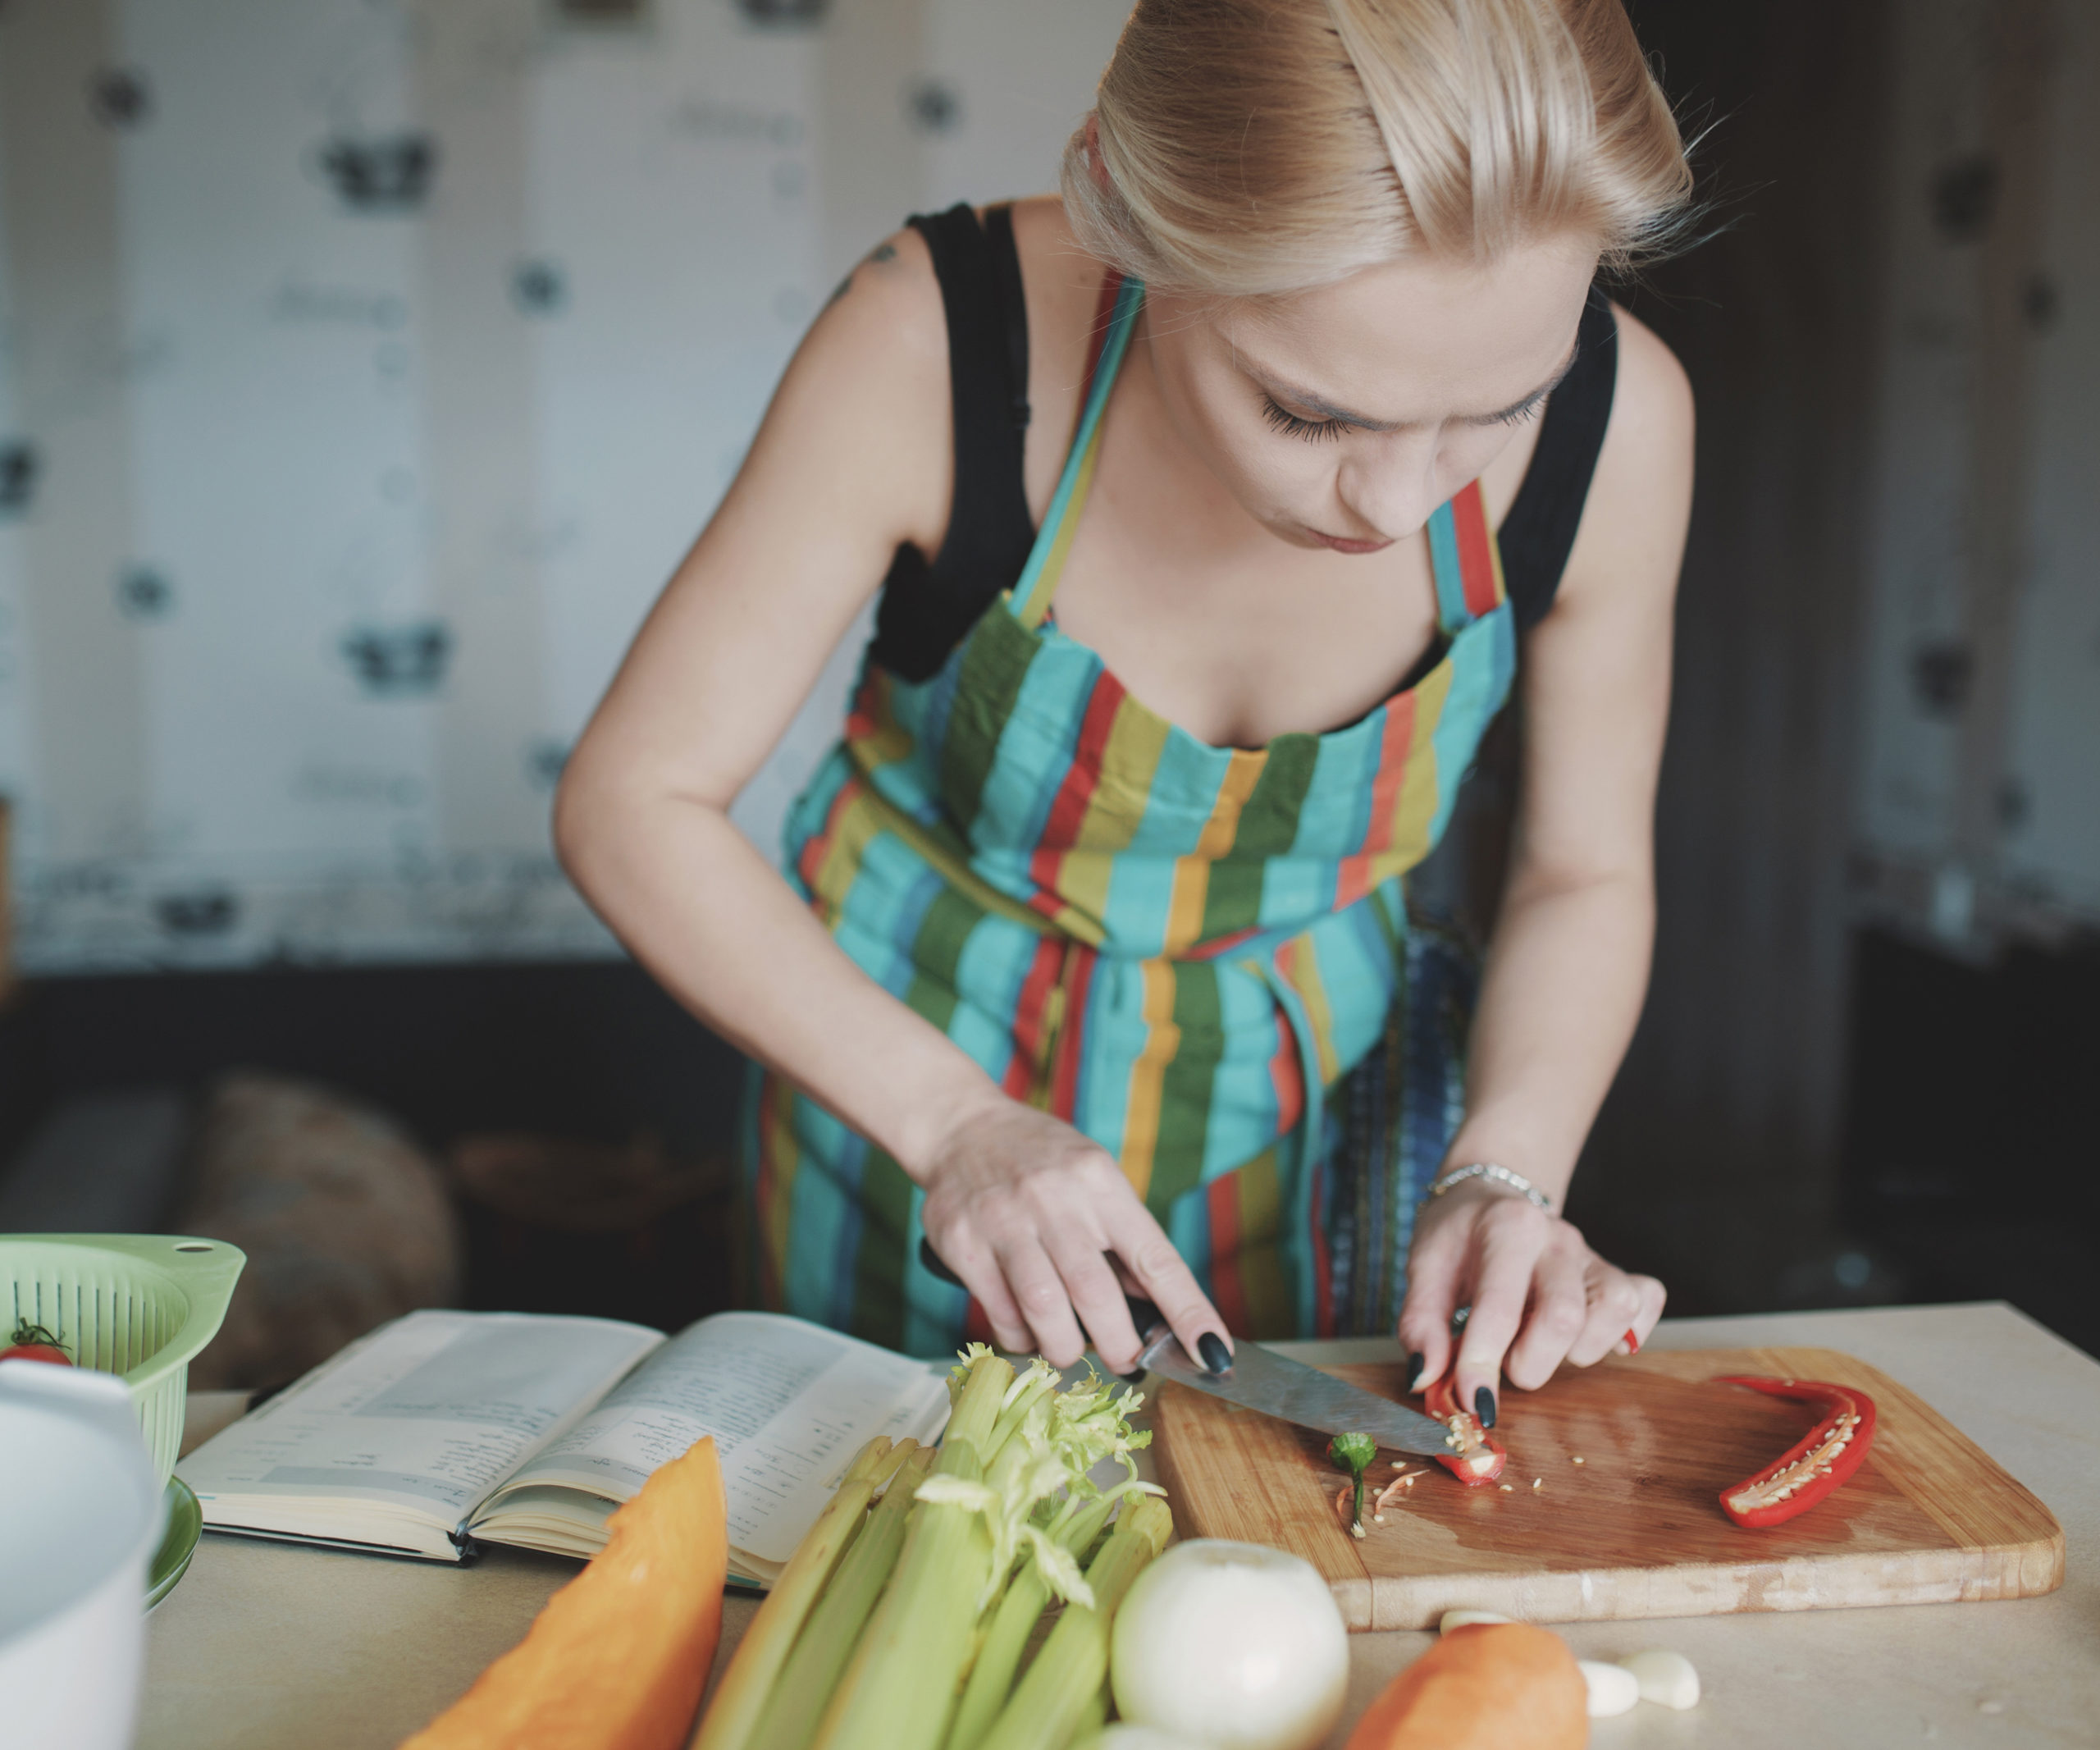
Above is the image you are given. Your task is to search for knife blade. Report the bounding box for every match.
[916,1238,1456,1460]
[1135,1325,1459,1458]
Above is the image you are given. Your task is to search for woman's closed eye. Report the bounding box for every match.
[1261,392,1545,442]
[1484,390,1550,428]
[1260,396,1351,443]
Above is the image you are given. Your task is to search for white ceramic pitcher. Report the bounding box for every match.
[0,1358,167,1750]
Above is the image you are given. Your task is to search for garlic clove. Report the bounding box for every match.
[1578,1660,1641,1717]
[1437,1608,1516,1633]
[1618,1648,1701,1710]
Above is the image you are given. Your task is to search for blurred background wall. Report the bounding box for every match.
[1577,0,2100,1350]
[0,0,1133,968]
[0,0,2093,1364]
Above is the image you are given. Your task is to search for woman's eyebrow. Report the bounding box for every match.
[1467,340,1582,425]
[1255,335,1582,430]
[1256,377,1402,432]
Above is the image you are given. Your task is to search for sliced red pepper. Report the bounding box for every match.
[1419,1373,1508,1487]
[1716,1376,1877,1528]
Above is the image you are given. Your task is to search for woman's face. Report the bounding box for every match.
[1142,236,1601,554]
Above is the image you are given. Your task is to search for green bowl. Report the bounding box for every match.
[2,1235,246,1490]
[148,1477,203,1609]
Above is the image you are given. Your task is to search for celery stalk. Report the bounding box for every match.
[746,1445,935,1750]
[982,1364,1058,1467]
[692,1437,915,1750]
[807,1350,1016,1750]
[973,1496,1172,1750]
[943,1491,1120,1750]
[1063,1687,1107,1748]
[946,1561,1050,1750]
[940,1349,1018,1464]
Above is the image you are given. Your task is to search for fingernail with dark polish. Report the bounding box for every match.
[1474,1384,1497,1429]
[1406,1351,1427,1392]
[1197,1332,1232,1374]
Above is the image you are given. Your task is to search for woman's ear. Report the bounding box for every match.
[1084,113,1112,193]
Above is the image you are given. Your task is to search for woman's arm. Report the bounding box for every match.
[555,231,1226,1372]
[1398,304,1695,1418]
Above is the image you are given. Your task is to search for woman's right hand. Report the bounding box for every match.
[915,1094,1231,1373]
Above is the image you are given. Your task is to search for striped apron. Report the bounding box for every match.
[746,276,1517,1355]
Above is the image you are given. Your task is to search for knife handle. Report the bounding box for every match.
[918,1236,1215,1374]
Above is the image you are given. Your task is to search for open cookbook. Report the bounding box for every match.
[176,1309,953,1585]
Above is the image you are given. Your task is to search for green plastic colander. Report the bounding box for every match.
[1,1235,245,1489]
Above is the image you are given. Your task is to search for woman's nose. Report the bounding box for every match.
[1336,433,1445,544]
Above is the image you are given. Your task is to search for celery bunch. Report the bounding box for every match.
[692,1346,1166,1750]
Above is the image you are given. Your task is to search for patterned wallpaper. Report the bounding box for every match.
[0,0,1134,971]
[1852,0,2100,945]
[7,0,2091,976]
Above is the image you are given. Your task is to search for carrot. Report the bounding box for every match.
[401,1436,729,1750]
[1344,1623,1586,1750]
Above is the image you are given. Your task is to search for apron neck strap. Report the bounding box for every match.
[1426,479,1508,633]
[1009,275,1144,628]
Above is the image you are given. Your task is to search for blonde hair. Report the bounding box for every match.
[1061,0,1695,297]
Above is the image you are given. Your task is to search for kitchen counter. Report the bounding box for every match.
[141,1302,2098,1748]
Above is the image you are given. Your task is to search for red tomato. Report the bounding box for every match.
[1,1322,72,1365]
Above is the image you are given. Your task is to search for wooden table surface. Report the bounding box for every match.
[142,1302,2100,1748]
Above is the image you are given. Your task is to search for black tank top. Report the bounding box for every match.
[870,202,1618,685]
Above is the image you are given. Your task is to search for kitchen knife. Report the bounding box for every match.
[917,1237,1457,1460]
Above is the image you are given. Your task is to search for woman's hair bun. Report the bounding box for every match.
[1061,0,1697,297]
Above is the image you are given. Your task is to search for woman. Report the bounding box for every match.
[558,0,1695,1428]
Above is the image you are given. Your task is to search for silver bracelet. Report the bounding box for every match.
[1426,1162,1554,1212]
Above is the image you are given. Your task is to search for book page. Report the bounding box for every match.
[179,1310,664,1531]
[485,1311,951,1565]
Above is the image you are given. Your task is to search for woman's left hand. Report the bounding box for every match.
[1395,1177,1665,1428]
[1381,299,1691,1429]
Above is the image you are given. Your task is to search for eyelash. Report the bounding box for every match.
[1260,397,1347,443]
[1260,392,1549,443]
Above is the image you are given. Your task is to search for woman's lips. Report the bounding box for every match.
[1309,529,1394,555]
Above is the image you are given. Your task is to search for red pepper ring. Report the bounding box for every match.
[1716,1376,1879,1528]
[1419,1373,1509,1487]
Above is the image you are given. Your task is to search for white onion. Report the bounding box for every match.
[1110,1540,1349,1750]
[1091,1728,1217,1750]
[1577,1660,1641,1717]
[1618,1648,1701,1709]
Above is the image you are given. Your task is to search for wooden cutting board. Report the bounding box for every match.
[1150,1346,2063,1630]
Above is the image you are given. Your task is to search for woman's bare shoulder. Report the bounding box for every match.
[794,200,1105,547]
[1550,299,1696,617]
[819,223,943,349]
[1602,300,1696,473]
[759,222,955,557]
